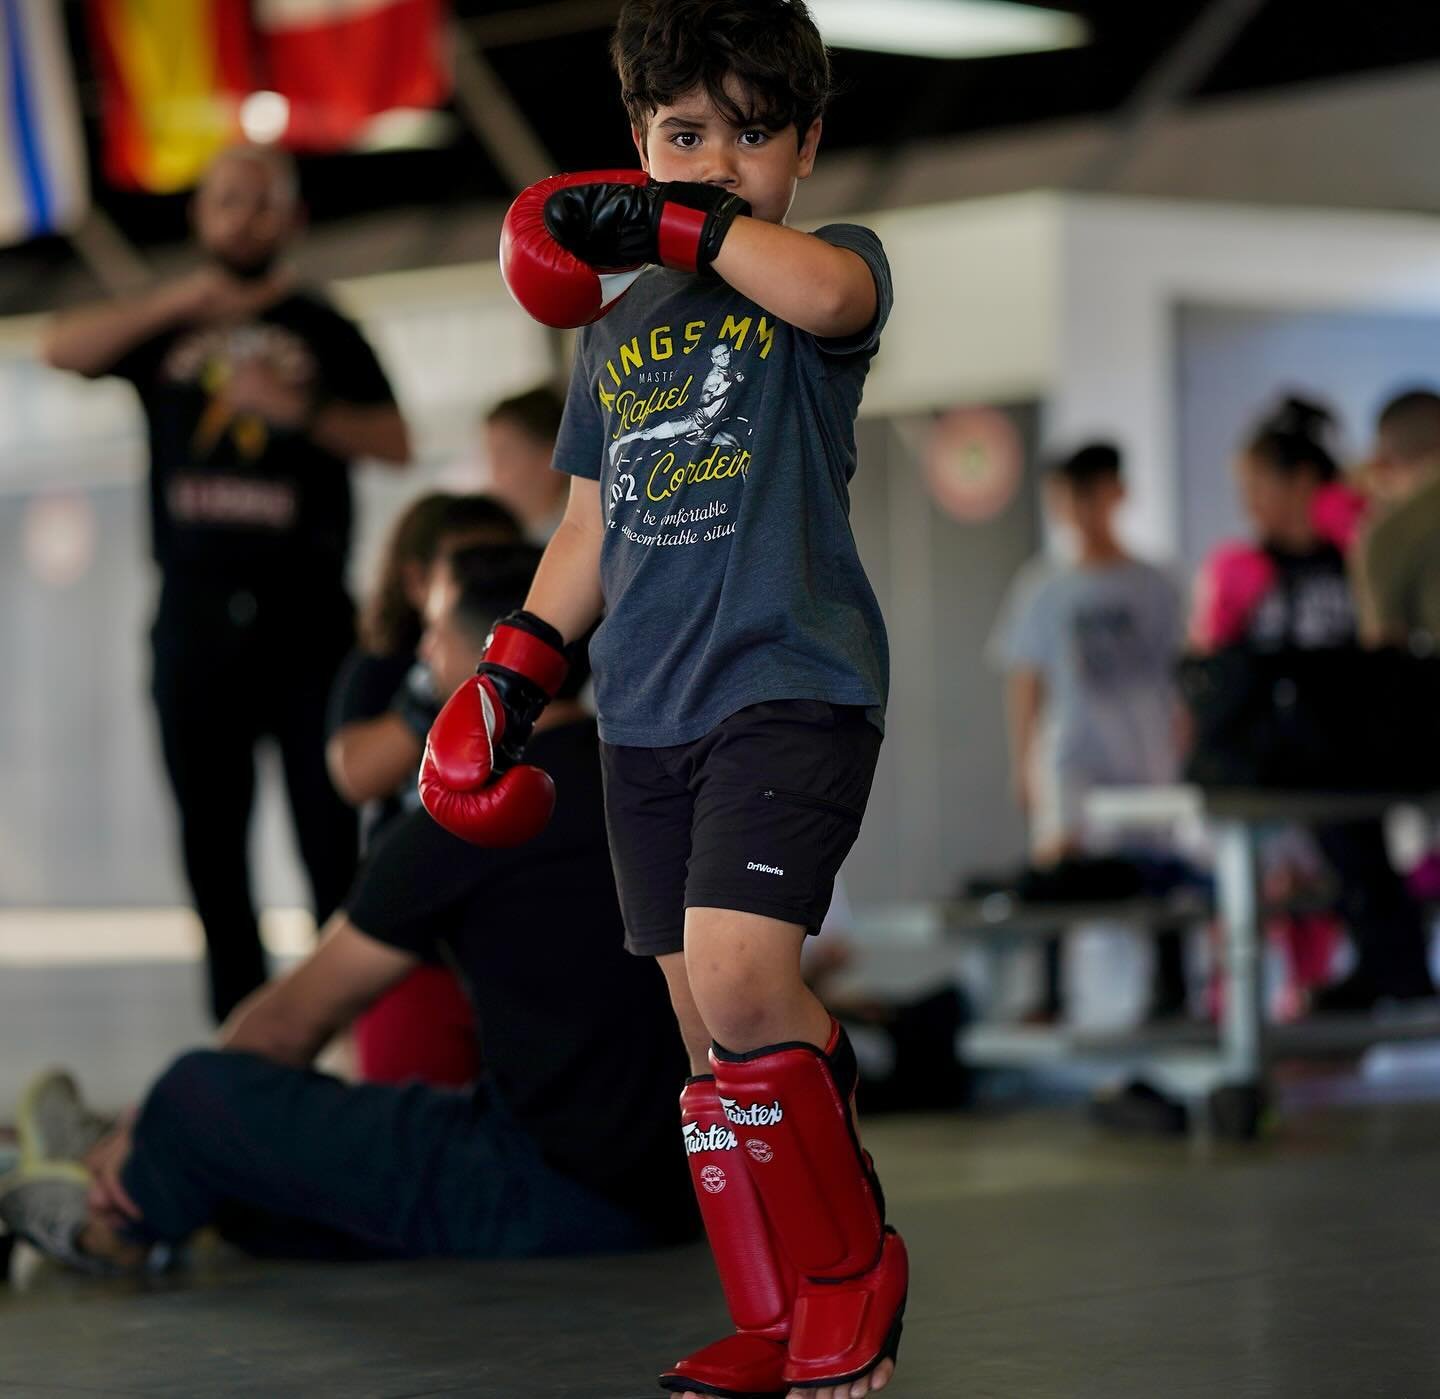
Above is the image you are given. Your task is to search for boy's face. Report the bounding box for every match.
[1047,475,1123,539]
[633,79,821,225]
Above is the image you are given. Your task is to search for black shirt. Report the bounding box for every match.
[346,717,697,1238]
[1248,542,1356,650]
[111,290,395,590]
[326,648,419,849]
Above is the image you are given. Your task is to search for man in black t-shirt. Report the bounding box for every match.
[0,555,697,1270]
[41,145,411,1023]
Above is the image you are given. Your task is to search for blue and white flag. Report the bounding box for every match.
[0,0,87,244]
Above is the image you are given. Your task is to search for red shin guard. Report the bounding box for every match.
[710,1027,908,1390]
[659,1076,795,1399]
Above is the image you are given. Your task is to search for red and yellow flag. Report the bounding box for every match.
[88,0,253,193]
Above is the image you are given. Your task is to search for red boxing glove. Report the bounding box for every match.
[418,611,569,846]
[420,747,555,849]
[500,169,651,329]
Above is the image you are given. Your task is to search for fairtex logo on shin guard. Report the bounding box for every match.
[683,1121,738,1155]
[720,1096,785,1127]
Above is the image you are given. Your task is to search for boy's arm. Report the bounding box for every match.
[1004,670,1045,814]
[220,914,417,1067]
[710,220,877,339]
[524,476,607,642]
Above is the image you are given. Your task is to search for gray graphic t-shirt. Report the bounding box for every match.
[554,224,892,747]
[990,557,1183,786]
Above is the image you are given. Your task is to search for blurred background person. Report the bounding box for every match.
[39,144,411,1024]
[338,533,535,1090]
[1357,388,1440,652]
[993,443,1183,862]
[1191,397,1354,653]
[1191,396,1435,1010]
[990,443,1185,1026]
[327,492,523,845]
[478,386,567,543]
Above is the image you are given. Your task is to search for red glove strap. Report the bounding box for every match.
[484,622,569,698]
[657,202,707,272]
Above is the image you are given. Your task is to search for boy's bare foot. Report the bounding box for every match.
[787,1357,896,1398]
[675,1354,896,1399]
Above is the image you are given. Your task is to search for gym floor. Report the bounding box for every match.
[3,1097,1439,1398]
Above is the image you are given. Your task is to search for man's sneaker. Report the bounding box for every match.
[0,1163,110,1275]
[16,1069,111,1166]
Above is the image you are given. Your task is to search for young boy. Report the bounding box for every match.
[990,444,1183,1029]
[993,444,1183,862]
[421,3,904,1396]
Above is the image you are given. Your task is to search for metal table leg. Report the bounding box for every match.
[1211,817,1267,1137]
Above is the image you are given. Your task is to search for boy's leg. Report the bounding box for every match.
[601,741,797,1399]
[116,1049,650,1261]
[689,911,903,1399]
[681,703,901,1399]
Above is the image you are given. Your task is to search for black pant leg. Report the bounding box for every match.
[268,605,358,929]
[151,615,266,1024]
[1314,820,1436,998]
[120,1050,658,1260]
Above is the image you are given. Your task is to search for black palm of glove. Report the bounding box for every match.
[543,180,751,274]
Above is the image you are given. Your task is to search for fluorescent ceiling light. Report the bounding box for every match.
[810,0,1089,60]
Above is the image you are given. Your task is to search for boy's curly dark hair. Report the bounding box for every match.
[611,0,832,146]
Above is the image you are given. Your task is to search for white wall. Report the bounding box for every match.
[843,193,1060,416]
[1051,197,1440,559]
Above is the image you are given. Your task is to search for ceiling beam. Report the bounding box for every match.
[66,207,152,296]
[450,22,561,194]
[1076,0,1271,191]
[463,0,620,48]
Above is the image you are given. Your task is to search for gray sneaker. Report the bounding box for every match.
[0,1163,108,1274]
[16,1069,111,1166]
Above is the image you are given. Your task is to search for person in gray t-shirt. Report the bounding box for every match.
[991,443,1183,858]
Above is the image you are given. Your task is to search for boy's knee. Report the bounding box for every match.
[689,959,795,1048]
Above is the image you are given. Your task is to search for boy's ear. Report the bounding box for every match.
[796,118,823,178]
[631,125,650,173]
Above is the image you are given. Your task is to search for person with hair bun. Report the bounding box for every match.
[1192,396,1356,651]
[1190,395,1435,1012]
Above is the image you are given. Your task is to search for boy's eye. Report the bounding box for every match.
[670,132,701,149]
[739,130,768,147]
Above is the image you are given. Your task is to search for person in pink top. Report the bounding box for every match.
[1190,395,1434,1011]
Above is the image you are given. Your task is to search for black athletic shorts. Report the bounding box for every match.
[599,700,882,957]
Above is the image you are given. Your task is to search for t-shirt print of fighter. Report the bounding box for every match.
[610,338,746,466]
[554,222,894,748]
[593,316,771,552]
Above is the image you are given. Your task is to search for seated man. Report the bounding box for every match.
[1,548,698,1271]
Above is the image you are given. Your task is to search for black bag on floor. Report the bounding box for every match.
[1178,646,1440,792]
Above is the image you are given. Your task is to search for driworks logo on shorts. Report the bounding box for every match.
[747,861,784,876]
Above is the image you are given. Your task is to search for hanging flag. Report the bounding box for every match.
[88,0,254,193]
[0,0,88,242]
[253,0,450,152]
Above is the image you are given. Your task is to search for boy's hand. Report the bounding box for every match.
[543,178,750,275]
[419,610,569,847]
